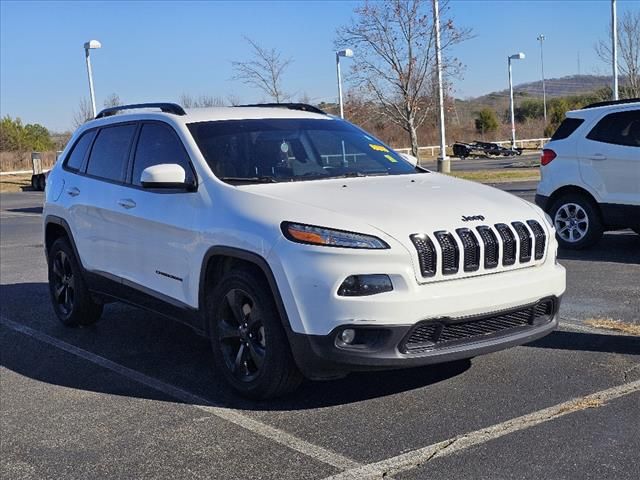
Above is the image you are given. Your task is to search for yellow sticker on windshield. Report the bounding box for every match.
[369,144,389,153]
[384,154,398,163]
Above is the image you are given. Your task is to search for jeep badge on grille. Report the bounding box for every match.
[461,215,485,222]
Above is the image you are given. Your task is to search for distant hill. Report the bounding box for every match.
[468,74,612,103]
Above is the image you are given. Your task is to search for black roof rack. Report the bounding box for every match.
[236,103,327,115]
[582,98,639,109]
[95,102,187,119]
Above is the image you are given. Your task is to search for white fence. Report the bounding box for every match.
[394,137,550,157]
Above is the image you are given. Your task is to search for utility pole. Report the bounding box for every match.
[537,34,547,124]
[612,0,619,100]
[433,0,449,173]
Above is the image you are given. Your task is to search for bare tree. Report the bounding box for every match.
[336,0,470,157]
[180,94,225,108]
[72,98,94,129]
[596,10,640,98]
[103,93,122,108]
[232,37,292,103]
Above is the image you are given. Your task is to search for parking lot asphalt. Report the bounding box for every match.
[1,185,638,480]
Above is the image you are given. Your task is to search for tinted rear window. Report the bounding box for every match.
[550,118,584,140]
[586,110,640,147]
[86,124,137,182]
[64,130,96,171]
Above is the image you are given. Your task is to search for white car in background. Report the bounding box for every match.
[44,102,565,398]
[536,99,640,248]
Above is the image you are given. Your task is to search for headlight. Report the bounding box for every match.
[281,222,389,249]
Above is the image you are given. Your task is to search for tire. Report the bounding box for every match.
[208,268,303,399]
[48,237,103,326]
[30,175,38,190]
[38,174,46,191]
[549,193,603,249]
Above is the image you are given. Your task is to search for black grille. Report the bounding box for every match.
[434,231,459,275]
[411,234,437,277]
[402,299,556,354]
[527,220,546,260]
[476,226,499,269]
[495,223,516,266]
[512,222,532,262]
[456,228,480,272]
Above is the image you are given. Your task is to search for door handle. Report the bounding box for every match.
[117,199,136,209]
[66,187,80,197]
[588,154,607,161]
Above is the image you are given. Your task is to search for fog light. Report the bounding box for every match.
[337,274,393,296]
[340,328,356,344]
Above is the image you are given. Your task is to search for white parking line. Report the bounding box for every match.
[0,316,360,471]
[323,379,640,480]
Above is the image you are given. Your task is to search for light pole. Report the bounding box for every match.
[508,52,525,148]
[336,49,353,119]
[611,0,619,100]
[434,0,449,173]
[537,34,547,124]
[84,39,102,117]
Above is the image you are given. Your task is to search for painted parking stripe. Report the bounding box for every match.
[323,379,640,480]
[0,316,360,471]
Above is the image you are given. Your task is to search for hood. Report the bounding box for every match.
[240,172,544,243]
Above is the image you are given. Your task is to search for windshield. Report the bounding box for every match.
[187,118,420,183]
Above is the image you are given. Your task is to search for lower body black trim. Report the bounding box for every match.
[535,194,550,211]
[599,203,640,229]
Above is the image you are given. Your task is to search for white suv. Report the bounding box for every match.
[44,103,565,398]
[536,99,640,248]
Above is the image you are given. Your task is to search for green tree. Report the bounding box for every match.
[514,99,544,122]
[474,108,499,137]
[0,116,54,152]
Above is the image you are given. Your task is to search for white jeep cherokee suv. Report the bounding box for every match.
[536,98,640,248]
[44,103,566,398]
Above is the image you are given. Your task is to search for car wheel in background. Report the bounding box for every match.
[48,238,103,326]
[549,193,603,249]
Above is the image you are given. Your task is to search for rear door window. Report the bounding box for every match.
[86,124,137,182]
[550,118,584,140]
[131,123,195,186]
[64,130,96,172]
[586,110,640,147]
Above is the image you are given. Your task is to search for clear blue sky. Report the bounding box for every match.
[1,0,637,132]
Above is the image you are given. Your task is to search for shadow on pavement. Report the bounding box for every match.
[559,231,640,265]
[0,282,470,410]
[526,330,640,356]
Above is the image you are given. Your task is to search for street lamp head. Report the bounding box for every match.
[509,52,525,60]
[537,34,545,41]
[337,48,354,58]
[84,40,102,50]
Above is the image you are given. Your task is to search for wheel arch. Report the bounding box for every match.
[44,215,83,267]
[198,247,292,337]
[547,185,602,218]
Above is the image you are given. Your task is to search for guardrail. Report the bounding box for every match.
[393,137,550,157]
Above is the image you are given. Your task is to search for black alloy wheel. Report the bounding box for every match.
[217,288,266,382]
[51,250,75,316]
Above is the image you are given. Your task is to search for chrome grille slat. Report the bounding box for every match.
[527,220,547,260]
[410,234,437,277]
[476,226,499,269]
[512,221,532,262]
[456,228,480,272]
[495,223,516,266]
[434,231,459,275]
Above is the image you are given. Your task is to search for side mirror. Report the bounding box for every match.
[398,152,418,167]
[140,164,195,191]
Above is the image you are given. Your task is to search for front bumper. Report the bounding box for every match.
[288,296,561,379]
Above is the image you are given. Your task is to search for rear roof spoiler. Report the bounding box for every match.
[582,98,639,109]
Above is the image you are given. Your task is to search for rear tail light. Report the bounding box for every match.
[541,149,557,166]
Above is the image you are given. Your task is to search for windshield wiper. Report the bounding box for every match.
[219,176,279,184]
